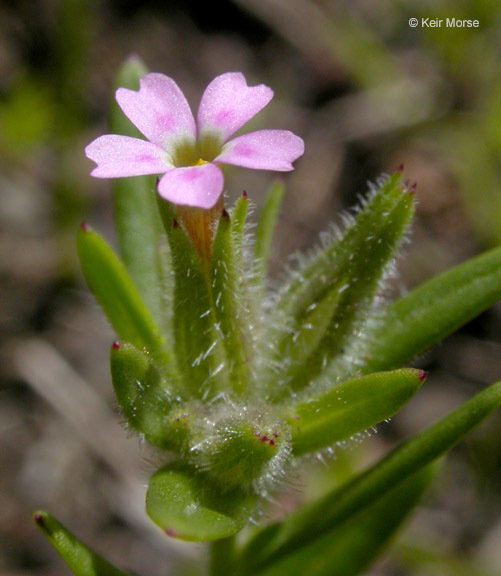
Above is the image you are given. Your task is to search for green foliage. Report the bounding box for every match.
[285,368,426,455]
[211,209,251,395]
[33,512,130,576]
[239,380,501,574]
[362,245,501,373]
[259,173,415,400]
[70,162,501,552]
[70,163,501,562]
[39,63,501,576]
[42,160,501,575]
[146,464,255,541]
[252,179,285,295]
[110,341,179,448]
[243,465,436,576]
[76,223,172,363]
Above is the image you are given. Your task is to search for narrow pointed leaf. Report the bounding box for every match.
[241,380,501,572]
[248,465,435,576]
[253,179,285,290]
[146,463,255,541]
[76,224,172,362]
[211,210,250,395]
[34,511,130,576]
[157,198,223,397]
[261,173,414,400]
[110,341,181,449]
[285,368,426,455]
[361,246,501,373]
[231,192,249,246]
[109,57,170,324]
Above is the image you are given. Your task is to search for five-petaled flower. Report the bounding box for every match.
[85,72,304,209]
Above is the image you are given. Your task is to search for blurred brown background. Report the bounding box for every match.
[1,1,501,575]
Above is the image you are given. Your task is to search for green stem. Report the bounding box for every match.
[209,536,236,576]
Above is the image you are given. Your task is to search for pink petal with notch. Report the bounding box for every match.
[116,73,196,149]
[197,73,273,142]
[157,163,224,209]
[215,130,304,171]
[85,135,172,177]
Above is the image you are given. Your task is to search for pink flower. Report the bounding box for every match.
[85,72,304,209]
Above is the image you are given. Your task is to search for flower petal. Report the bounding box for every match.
[116,73,196,150]
[85,135,172,177]
[157,163,224,209]
[197,73,273,142]
[215,130,305,171]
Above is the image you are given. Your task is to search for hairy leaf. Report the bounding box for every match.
[110,341,182,449]
[211,209,251,395]
[362,246,501,373]
[241,380,501,572]
[285,368,426,455]
[253,179,285,293]
[260,173,414,400]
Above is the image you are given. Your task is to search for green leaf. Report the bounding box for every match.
[110,341,181,449]
[241,380,501,573]
[211,209,251,395]
[231,192,249,248]
[157,199,223,397]
[247,465,435,576]
[191,414,290,490]
[33,511,130,576]
[110,57,171,327]
[361,246,501,373]
[76,224,172,363]
[260,172,415,400]
[146,463,255,542]
[285,368,426,455]
[253,179,285,292]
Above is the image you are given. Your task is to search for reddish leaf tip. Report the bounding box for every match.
[397,163,405,172]
[417,370,428,382]
[112,341,121,350]
[80,221,91,232]
[173,218,179,228]
[33,513,45,527]
[222,208,230,220]
[242,190,248,199]
[165,528,177,538]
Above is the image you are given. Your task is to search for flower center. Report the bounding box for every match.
[171,133,223,168]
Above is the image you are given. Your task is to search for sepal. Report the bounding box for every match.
[211,208,251,395]
[157,198,223,397]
